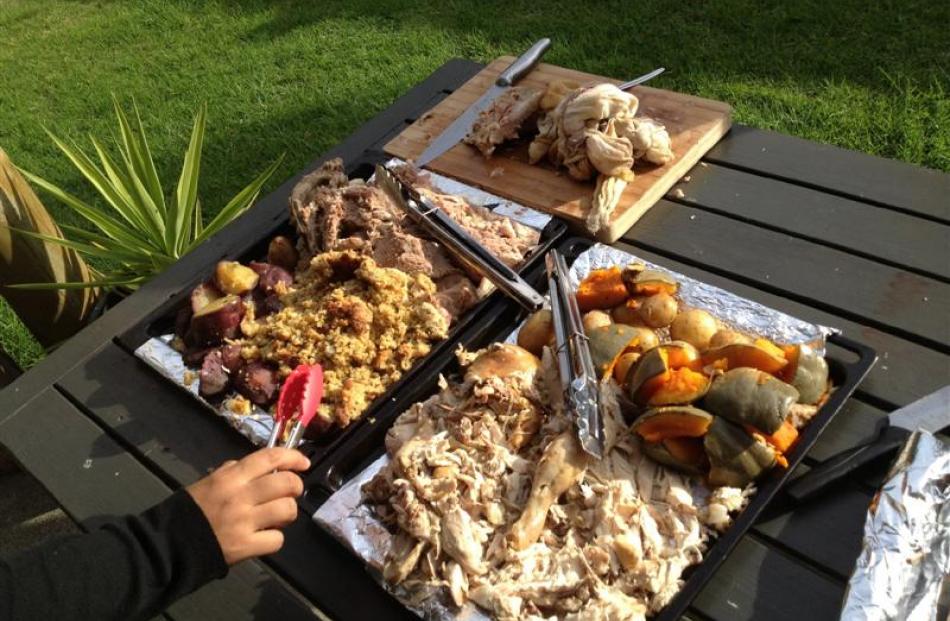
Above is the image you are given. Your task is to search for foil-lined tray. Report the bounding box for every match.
[313,242,838,621]
[132,173,552,447]
[842,429,950,621]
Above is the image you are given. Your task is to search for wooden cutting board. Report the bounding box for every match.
[385,57,732,243]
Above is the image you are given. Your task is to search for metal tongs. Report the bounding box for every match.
[546,249,606,459]
[375,164,544,312]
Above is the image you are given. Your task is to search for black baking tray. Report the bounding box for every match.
[115,151,567,466]
[303,236,878,621]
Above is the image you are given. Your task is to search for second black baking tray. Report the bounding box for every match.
[302,236,878,621]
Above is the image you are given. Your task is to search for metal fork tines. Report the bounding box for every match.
[376,164,544,312]
[546,249,605,459]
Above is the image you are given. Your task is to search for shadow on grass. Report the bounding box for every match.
[208,0,949,95]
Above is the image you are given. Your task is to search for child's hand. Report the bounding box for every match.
[186,448,311,565]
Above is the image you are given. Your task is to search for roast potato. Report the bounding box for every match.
[215,261,259,295]
[670,309,718,350]
[233,361,279,406]
[611,300,646,326]
[638,292,678,328]
[191,281,221,314]
[517,309,554,357]
[708,329,753,349]
[267,235,299,272]
[613,352,640,384]
[582,310,612,333]
[188,294,244,347]
[249,262,293,295]
[199,349,230,397]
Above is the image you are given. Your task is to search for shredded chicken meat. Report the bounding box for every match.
[289,159,540,320]
[464,86,543,158]
[363,344,749,620]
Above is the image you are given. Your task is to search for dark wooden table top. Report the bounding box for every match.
[2,59,948,621]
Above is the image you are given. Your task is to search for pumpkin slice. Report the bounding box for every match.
[588,324,641,381]
[626,342,704,406]
[642,437,706,475]
[748,419,799,453]
[701,342,788,375]
[646,367,710,406]
[781,344,829,405]
[632,406,714,443]
[621,264,679,296]
[704,417,777,487]
[576,267,629,311]
[703,368,799,435]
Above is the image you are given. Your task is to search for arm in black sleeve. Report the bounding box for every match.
[1,488,228,621]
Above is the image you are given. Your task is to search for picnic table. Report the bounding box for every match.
[2,59,948,621]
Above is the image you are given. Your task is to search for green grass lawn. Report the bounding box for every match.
[1,0,948,368]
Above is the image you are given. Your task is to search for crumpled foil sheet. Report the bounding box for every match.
[314,454,494,621]
[313,242,837,621]
[135,335,275,445]
[841,430,950,621]
[570,244,836,349]
[133,175,550,447]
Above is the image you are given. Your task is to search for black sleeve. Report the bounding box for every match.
[0,488,228,621]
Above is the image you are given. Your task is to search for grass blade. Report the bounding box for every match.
[172,102,206,255]
[194,153,283,247]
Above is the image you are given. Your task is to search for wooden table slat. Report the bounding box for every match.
[704,125,950,222]
[671,162,950,280]
[623,201,950,351]
[691,536,845,621]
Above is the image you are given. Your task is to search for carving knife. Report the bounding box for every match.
[786,385,950,502]
[414,38,552,169]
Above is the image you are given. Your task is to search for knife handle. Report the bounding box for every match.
[497,38,551,86]
[785,424,911,503]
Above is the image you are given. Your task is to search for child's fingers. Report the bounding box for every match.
[237,448,311,480]
[247,471,304,504]
[246,529,285,558]
[253,497,299,529]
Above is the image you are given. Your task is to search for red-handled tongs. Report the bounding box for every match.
[267,364,324,450]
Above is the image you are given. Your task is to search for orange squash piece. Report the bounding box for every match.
[748,419,799,453]
[576,267,630,311]
[646,367,710,406]
[663,436,707,469]
[634,408,713,444]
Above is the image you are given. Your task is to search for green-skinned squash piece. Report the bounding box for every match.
[704,417,777,487]
[703,368,799,434]
[789,345,829,404]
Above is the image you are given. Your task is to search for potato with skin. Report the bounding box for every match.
[517,309,554,357]
[611,300,646,326]
[267,235,299,272]
[638,292,678,328]
[631,326,660,351]
[709,329,753,349]
[670,308,718,350]
[613,352,640,384]
[582,310,612,333]
[188,295,244,347]
[215,261,259,295]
